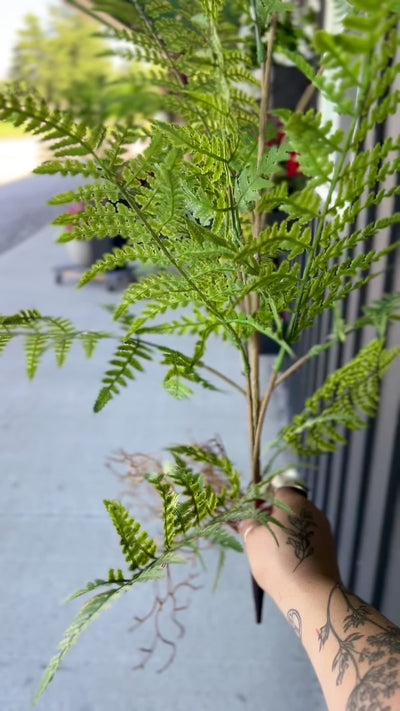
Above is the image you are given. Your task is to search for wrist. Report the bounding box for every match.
[269,572,340,616]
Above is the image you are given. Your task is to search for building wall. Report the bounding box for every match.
[289,111,400,625]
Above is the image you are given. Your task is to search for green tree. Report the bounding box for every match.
[9,6,113,121]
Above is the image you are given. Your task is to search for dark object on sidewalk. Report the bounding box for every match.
[54,198,135,289]
[53,262,133,290]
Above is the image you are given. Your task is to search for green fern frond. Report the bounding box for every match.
[283,111,344,186]
[149,157,187,236]
[94,338,152,412]
[64,578,118,603]
[0,87,106,157]
[198,525,243,552]
[136,308,228,341]
[1,311,110,369]
[313,29,363,87]
[48,180,120,208]
[78,245,165,287]
[114,271,201,321]
[54,199,143,243]
[33,553,169,704]
[107,568,126,583]
[0,333,14,354]
[320,204,400,256]
[0,308,42,326]
[236,219,312,262]
[79,331,109,358]
[311,2,398,114]
[293,226,400,336]
[159,346,218,399]
[34,158,101,178]
[168,444,241,499]
[283,339,400,455]
[357,292,400,338]
[170,466,218,530]
[334,137,400,207]
[145,473,178,549]
[233,260,300,312]
[120,131,164,188]
[234,144,289,212]
[78,248,133,286]
[156,123,231,181]
[294,259,384,336]
[103,124,143,168]
[42,317,76,367]
[254,181,288,213]
[104,500,157,569]
[32,586,128,706]
[276,49,316,83]
[272,187,322,224]
[25,333,47,379]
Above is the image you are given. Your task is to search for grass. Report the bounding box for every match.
[0,121,27,138]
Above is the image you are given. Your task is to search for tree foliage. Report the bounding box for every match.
[9,6,114,122]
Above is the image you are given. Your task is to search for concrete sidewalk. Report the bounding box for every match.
[0,224,326,711]
[0,138,41,186]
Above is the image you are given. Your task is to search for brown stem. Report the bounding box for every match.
[275,353,311,387]
[248,328,260,476]
[248,13,277,485]
[257,13,277,168]
[252,370,278,478]
[294,68,324,114]
[200,363,247,396]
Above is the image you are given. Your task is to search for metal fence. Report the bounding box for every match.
[289,107,400,625]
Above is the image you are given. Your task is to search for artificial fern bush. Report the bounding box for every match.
[1,0,400,702]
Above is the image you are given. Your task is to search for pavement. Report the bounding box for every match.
[0,162,83,255]
[0,219,326,711]
[0,138,41,186]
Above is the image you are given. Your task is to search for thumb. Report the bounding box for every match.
[237,518,262,543]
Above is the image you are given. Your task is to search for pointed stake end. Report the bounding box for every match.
[251,575,264,624]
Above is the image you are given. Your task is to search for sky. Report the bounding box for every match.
[0,0,60,79]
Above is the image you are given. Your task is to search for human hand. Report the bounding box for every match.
[239,489,400,711]
[238,487,341,605]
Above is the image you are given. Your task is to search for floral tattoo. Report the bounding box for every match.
[285,508,317,570]
[318,583,400,710]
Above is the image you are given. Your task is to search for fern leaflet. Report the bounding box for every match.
[94,338,152,412]
[104,500,157,569]
[283,340,400,455]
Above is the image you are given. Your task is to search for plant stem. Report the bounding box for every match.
[66,0,120,32]
[250,0,265,64]
[248,12,277,485]
[275,353,311,387]
[294,68,324,114]
[252,369,278,474]
[199,363,247,396]
[257,15,277,169]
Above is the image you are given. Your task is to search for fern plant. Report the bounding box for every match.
[1,0,400,702]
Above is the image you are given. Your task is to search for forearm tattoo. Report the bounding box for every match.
[318,583,400,710]
[287,609,302,641]
[285,509,317,570]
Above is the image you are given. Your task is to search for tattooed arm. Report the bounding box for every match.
[239,487,400,711]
